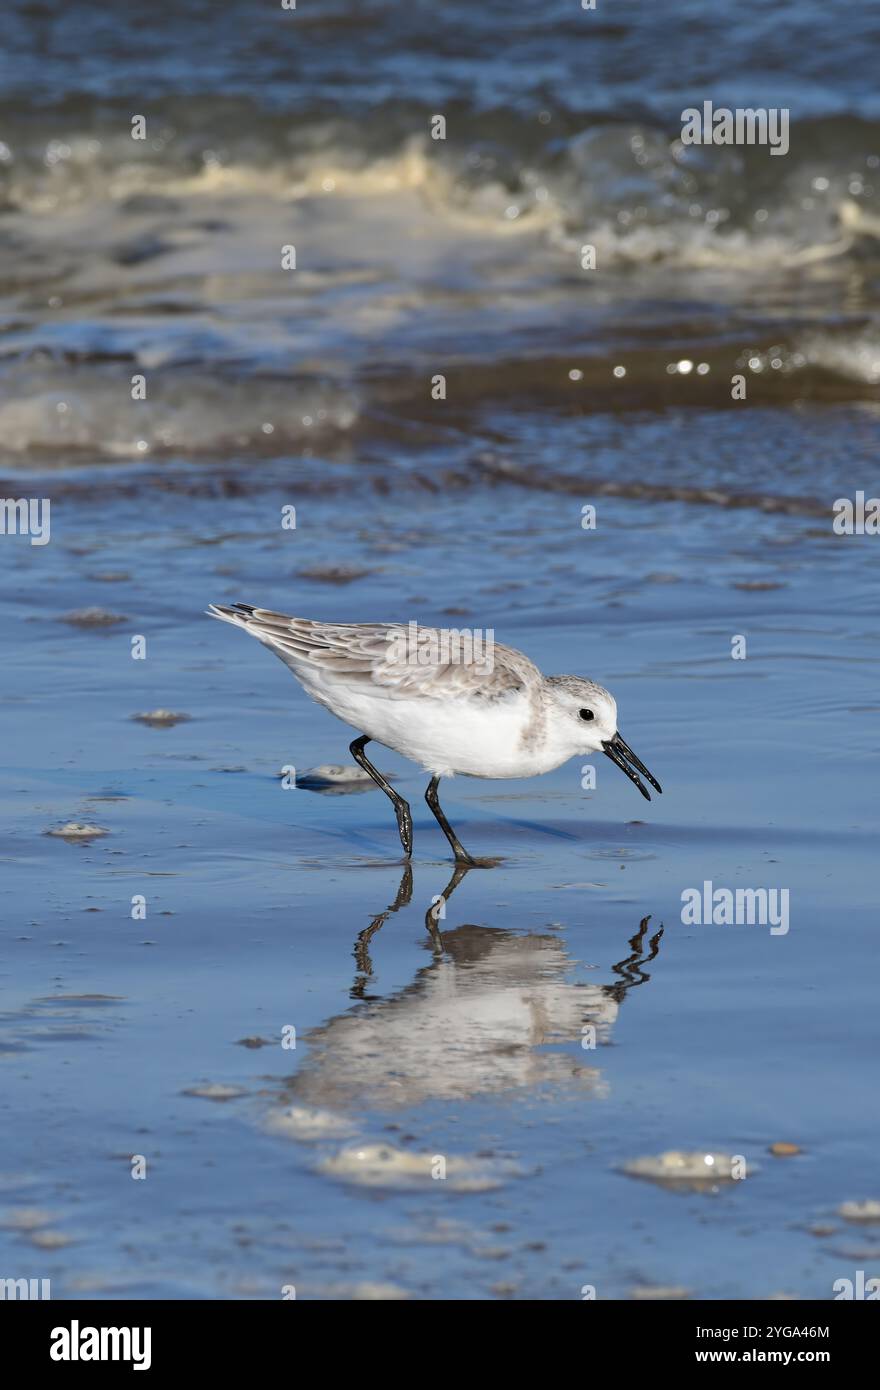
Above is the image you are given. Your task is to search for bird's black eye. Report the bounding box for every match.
[579,709,594,722]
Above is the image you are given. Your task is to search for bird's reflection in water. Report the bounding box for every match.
[352,862,416,998]
[352,862,469,996]
[283,865,664,1112]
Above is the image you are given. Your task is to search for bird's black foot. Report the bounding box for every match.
[455,853,503,869]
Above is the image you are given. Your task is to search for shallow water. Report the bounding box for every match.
[2,464,878,1299]
[1,0,879,1301]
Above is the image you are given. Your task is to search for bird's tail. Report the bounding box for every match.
[206,602,260,632]
[206,603,309,670]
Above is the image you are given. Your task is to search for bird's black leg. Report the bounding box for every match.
[424,861,471,953]
[352,863,414,997]
[425,775,477,866]
[350,735,412,856]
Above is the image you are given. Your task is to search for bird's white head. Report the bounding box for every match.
[547,675,618,752]
[546,675,662,801]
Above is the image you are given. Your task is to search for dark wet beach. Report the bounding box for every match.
[1,0,879,1301]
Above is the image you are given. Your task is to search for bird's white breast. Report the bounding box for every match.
[300,672,564,778]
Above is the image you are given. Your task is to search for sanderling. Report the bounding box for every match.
[208,604,661,865]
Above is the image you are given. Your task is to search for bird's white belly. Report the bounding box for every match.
[302,677,562,778]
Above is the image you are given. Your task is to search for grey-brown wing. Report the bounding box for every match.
[209,605,539,702]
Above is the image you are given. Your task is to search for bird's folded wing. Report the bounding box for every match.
[210,606,537,702]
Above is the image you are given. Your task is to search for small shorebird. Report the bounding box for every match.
[208,604,661,865]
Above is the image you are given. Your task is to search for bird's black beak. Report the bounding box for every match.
[602,732,662,802]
